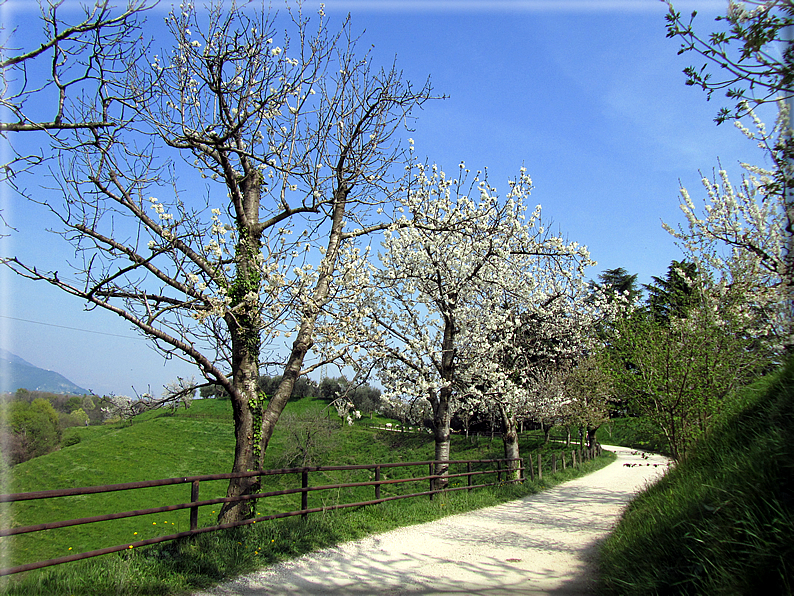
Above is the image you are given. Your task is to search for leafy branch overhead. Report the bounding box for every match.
[665,0,794,123]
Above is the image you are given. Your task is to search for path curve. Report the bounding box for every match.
[192,446,670,595]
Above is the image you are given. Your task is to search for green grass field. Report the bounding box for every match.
[597,362,794,595]
[1,395,614,595]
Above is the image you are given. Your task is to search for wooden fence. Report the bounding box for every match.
[0,457,519,576]
[0,445,603,577]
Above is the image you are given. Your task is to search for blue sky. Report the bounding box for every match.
[1,0,765,396]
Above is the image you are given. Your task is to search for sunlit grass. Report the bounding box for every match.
[2,394,615,594]
[2,448,614,595]
[597,363,794,595]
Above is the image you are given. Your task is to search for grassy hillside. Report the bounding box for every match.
[2,395,615,594]
[598,362,794,595]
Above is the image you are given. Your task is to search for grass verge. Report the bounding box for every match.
[597,362,794,595]
[2,451,615,595]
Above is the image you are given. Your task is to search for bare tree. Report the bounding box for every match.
[0,0,152,189]
[4,2,432,523]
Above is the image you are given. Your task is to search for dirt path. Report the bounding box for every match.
[192,446,670,595]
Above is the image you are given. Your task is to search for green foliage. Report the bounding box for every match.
[317,376,346,401]
[643,260,699,323]
[598,361,794,595]
[65,396,83,413]
[61,433,81,448]
[608,308,766,460]
[604,259,769,460]
[591,267,642,304]
[596,416,670,455]
[257,375,318,402]
[665,1,794,124]
[316,376,382,414]
[0,398,62,465]
[199,384,228,399]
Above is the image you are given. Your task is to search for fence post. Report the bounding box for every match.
[429,463,434,500]
[552,452,557,474]
[190,480,200,531]
[572,449,576,468]
[497,459,502,484]
[561,450,566,471]
[528,454,535,481]
[467,461,473,491]
[301,470,309,518]
[375,465,381,500]
[538,453,542,481]
[518,458,524,482]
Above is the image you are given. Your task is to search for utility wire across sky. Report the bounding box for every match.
[0,315,144,341]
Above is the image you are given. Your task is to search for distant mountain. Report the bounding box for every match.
[0,349,89,395]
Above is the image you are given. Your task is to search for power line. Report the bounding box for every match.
[0,315,145,340]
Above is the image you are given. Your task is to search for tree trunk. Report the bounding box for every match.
[218,323,262,523]
[586,425,599,449]
[218,173,265,525]
[252,183,351,504]
[499,404,521,482]
[430,306,457,491]
[431,387,452,491]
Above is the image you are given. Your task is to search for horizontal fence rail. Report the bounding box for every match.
[0,453,580,577]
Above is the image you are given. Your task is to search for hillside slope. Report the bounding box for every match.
[598,362,794,595]
[4,396,559,570]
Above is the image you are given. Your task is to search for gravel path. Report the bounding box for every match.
[192,445,671,595]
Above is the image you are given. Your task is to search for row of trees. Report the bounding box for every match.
[2,0,791,520]
[0,389,121,466]
[599,263,773,460]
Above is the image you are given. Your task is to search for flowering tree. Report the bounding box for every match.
[663,101,792,352]
[460,267,606,478]
[3,3,431,522]
[665,0,794,351]
[328,162,592,487]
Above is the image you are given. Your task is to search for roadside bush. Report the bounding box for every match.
[0,398,62,465]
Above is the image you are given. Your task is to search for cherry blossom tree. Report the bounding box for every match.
[665,0,794,352]
[663,100,792,352]
[459,267,607,479]
[3,2,432,523]
[327,162,592,487]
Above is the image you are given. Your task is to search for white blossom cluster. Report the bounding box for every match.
[319,163,598,429]
[664,99,792,350]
